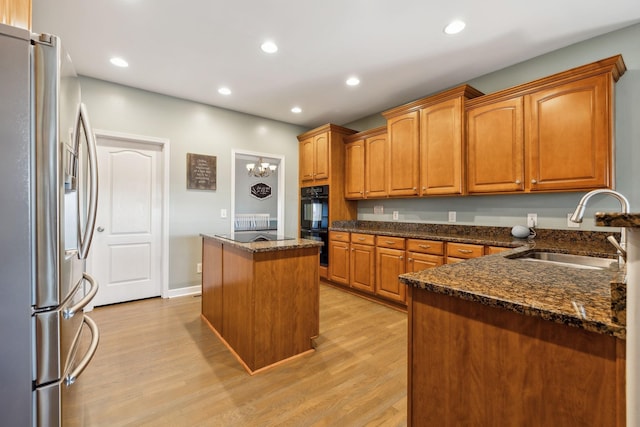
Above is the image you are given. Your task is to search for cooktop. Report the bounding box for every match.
[215,232,296,243]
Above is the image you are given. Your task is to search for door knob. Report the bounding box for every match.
[97,226,104,232]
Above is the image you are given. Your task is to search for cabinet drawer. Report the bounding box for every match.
[446,242,484,259]
[329,231,350,242]
[485,246,510,255]
[406,239,444,255]
[351,233,375,246]
[376,236,406,249]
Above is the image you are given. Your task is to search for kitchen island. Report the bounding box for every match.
[400,244,626,426]
[201,233,322,374]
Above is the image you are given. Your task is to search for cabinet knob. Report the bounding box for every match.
[412,187,417,191]
[515,180,521,185]
[408,258,413,262]
[531,179,538,184]
[400,256,404,261]
[422,187,426,191]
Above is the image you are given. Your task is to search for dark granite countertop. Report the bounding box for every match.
[201,233,322,253]
[595,212,640,228]
[331,221,626,339]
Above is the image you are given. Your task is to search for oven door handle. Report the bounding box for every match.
[65,315,100,386]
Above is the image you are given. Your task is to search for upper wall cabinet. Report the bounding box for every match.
[344,126,387,199]
[298,124,356,187]
[382,85,484,198]
[466,55,626,194]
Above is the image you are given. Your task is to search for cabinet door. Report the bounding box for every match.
[376,247,406,303]
[344,140,365,199]
[526,74,611,191]
[350,243,375,293]
[313,132,330,182]
[329,239,350,285]
[467,98,524,193]
[299,137,315,183]
[420,97,464,195]
[366,133,388,198]
[387,111,419,196]
[407,252,444,273]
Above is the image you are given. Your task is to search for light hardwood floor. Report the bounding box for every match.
[65,283,408,426]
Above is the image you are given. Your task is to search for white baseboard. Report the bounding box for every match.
[165,285,202,299]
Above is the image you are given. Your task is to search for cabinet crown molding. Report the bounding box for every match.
[297,123,357,141]
[466,54,626,109]
[382,84,484,119]
[343,126,387,143]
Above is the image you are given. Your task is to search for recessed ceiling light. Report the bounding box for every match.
[261,41,278,54]
[291,106,302,114]
[110,57,129,67]
[444,20,466,35]
[346,76,360,86]
[218,87,232,95]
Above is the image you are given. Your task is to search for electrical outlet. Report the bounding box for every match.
[527,213,538,228]
[448,211,456,223]
[567,213,580,228]
[392,211,399,220]
[220,209,227,218]
[196,263,202,273]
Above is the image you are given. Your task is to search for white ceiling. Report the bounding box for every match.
[33,0,640,129]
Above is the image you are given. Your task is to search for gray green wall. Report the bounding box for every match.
[344,23,640,231]
[79,77,305,290]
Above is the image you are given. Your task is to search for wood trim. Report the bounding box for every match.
[466,54,626,109]
[382,84,484,118]
[343,125,387,143]
[297,123,357,142]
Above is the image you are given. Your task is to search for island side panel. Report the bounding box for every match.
[253,247,320,370]
[222,244,256,370]
[409,288,623,427]
[202,238,223,332]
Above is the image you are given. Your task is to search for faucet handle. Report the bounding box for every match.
[606,235,627,262]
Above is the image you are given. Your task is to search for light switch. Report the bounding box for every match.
[448,211,456,223]
[221,209,227,218]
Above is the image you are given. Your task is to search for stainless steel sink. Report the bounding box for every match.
[511,252,617,270]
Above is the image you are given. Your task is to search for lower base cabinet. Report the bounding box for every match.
[408,287,625,426]
[350,233,375,293]
[376,236,407,304]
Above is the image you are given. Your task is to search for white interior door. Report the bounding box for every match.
[91,135,163,306]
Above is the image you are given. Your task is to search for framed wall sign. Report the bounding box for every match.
[187,153,217,190]
[250,182,272,199]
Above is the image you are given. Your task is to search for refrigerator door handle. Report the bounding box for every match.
[65,315,99,386]
[63,273,98,319]
[78,103,98,260]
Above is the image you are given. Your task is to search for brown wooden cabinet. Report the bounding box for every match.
[349,233,375,293]
[466,55,625,194]
[406,238,444,272]
[1,0,31,30]
[343,127,387,199]
[527,74,612,191]
[385,111,420,196]
[419,87,483,195]
[408,287,625,426]
[375,236,407,303]
[446,241,485,264]
[299,132,329,185]
[467,97,525,193]
[328,231,350,285]
[485,246,510,255]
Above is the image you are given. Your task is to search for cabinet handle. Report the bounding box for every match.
[358,238,366,241]
[531,179,537,184]
[515,180,521,185]
[418,244,431,249]
[400,256,404,260]
[385,241,396,245]
[457,249,473,254]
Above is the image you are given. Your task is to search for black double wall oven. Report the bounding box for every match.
[300,185,329,267]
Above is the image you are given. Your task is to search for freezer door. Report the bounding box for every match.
[36,315,99,427]
[33,273,98,387]
[32,34,98,310]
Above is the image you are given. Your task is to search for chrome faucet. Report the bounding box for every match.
[570,189,630,263]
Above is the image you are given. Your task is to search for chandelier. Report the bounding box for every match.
[246,157,277,177]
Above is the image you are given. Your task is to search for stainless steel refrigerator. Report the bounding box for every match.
[0,23,100,426]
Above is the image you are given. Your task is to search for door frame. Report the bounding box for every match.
[231,149,285,236]
[86,129,170,309]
